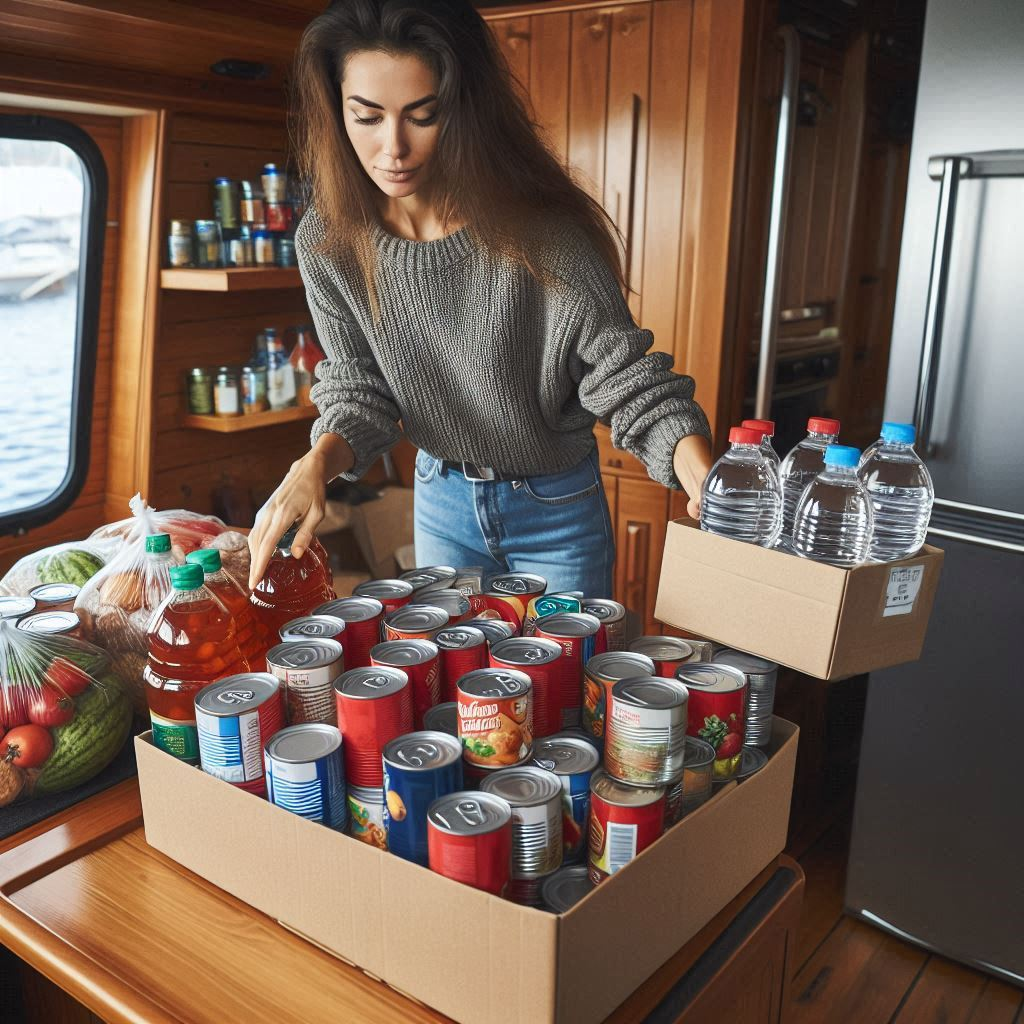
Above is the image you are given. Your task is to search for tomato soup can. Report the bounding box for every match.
[423,588,472,625]
[628,636,697,677]
[195,672,285,795]
[489,636,564,738]
[711,649,778,747]
[434,625,488,701]
[314,597,383,670]
[264,723,347,830]
[399,565,458,597]
[427,791,513,895]
[278,614,346,644]
[347,783,387,849]
[0,596,36,621]
[523,593,581,636]
[676,663,748,779]
[370,638,440,729]
[588,770,665,884]
[582,651,656,748]
[463,616,517,647]
[383,731,464,865]
[383,603,449,642]
[423,701,458,737]
[334,666,413,787]
[457,668,533,769]
[581,598,627,651]
[480,766,563,905]
[542,864,593,913]
[534,612,607,728]
[605,677,689,787]
[28,582,81,614]
[267,638,343,727]
[531,734,600,863]
[16,610,82,639]
[352,578,414,619]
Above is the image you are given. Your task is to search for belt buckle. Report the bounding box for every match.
[462,462,496,482]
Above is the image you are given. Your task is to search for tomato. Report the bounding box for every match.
[0,685,30,730]
[28,685,75,728]
[2,724,54,769]
[43,657,92,698]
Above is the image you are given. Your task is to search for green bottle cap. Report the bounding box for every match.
[146,533,171,554]
[169,563,204,591]
[185,548,222,573]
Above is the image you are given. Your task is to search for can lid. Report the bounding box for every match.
[542,865,593,913]
[531,734,600,775]
[808,416,840,435]
[423,702,458,735]
[384,604,449,632]
[28,582,80,602]
[586,651,656,681]
[628,636,694,662]
[353,579,415,600]
[611,676,688,710]
[485,572,547,597]
[170,563,204,591]
[265,723,341,763]
[479,766,562,806]
[457,668,532,700]
[196,673,280,716]
[490,637,562,665]
[711,650,778,675]
[314,596,383,623]
[16,611,80,635]
[370,639,439,666]
[279,615,346,640]
[185,547,221,572]
[735,745,769,780]
[534,612,601,638]
[683,736,717,768]
[580,598,625,622]
[463,618,516,642]
[146,533,171,554]
[267,638,343,670]
[824,444,860,468]
[0,596,36,618]
[434,626,486,650]
[590,769,664,806]
[742,418,775,436]
[428,791,512,835]
[729,426,763,445]
[677,662,747,693]
[399,565,457,591]
[423,589,470,615]
[383,731,462,771]
[335,666,408,700]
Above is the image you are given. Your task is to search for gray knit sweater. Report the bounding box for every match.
[295,208,711,488]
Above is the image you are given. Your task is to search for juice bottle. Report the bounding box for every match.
[145,562,250,763]
[185,547,275,668]
[250,525,335,638]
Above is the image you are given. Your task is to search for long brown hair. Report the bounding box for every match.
[292,0,624,318]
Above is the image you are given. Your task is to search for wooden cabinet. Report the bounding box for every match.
[614,478,670,635]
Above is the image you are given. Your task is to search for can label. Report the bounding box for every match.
[196,708,262,785]
[685,687,746,779]
[588,793,664,884]
[582,670,611,746]
[274,662,338,727]
[348,790,387,849]
[457,693,532,768]
[524,594,581,635]
[532,762,592,863]
[508,800,562,878]
[151,711,199,764]
[266,752,347,830]
[384,761,463,866]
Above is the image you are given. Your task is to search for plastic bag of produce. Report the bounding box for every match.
[0,621,133,803]
[0,539,116,598]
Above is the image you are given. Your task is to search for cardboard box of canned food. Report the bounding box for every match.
[655,519,944,680]
[135,718,798,1024]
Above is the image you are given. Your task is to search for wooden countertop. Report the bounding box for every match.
[0,781,802,1023]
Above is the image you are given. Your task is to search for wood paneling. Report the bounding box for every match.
[528,12,571,164]
[567,9,610,202]
[493,16,532,100]
[615,477,669,634]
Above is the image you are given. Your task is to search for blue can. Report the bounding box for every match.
[264,723,347,831]
[531,733,600,863]
[383,731,463,865]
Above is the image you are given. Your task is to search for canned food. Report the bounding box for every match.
[676,635,715,662]
[676,663,747,779]
[423,701,458,737]
[382,604,449,642]
[241,363,269,414]
[489,637,563,738]
[580,599,627,651]
[399,565,458,597]
[427,791,512,895]
[383,731,463,865]
[187,367,214,415]
[28,582,80,613]
[534,612,607,729]
[588,770,665,884]
[453,566,485,600]
[523,593,580,636]
[212,177,239,229]
[195,673,285,795]
[531,733,600,863]
[227,226,254,267]
[16,610,82,639]
[480,766,563,905]
[457,668,533,769]
[463,617,517,646]
[253,228,274,265]
[712,649,778,747]
[334,666,413,787]
[734,745,768,781]
[605,677,688,787]
[264,723,347,830]
[261,162,286,204]
[681,736,716,814]
[423,588,471,624]
[314,597,384,669]
[266,639,343,726]
[434,625,488,702]
[214,366,240,416]
[239,180,264,224]
[481,572,547,632]
[0,596,35,621]
[347,783,387,849]
[353,578,414,619]
[194,219,222,267]
[167,219,193,267]
[664,779,684,828]
[542,864,593,913]
[628,636,697,677]
[582,651,656,748]
[278,614,346,643]
[266,200,291,234]
[370,638,441,729]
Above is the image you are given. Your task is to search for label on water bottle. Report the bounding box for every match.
[883,565,925,617]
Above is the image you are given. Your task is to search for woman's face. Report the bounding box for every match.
[341,50,440,199]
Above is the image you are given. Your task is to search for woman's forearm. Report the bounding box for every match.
[308,431,356,482]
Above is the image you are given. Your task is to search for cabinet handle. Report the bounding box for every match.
[587,14,607,39]
[624,92,641,294]
[505,26,530,48]
[625,521,649,618]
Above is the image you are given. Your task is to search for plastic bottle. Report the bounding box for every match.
[700,426,783,547]
[249,525,336,638]
[289,325,325,408]
[186,548,275,668]
[777,417,841,551]
[859,422,934,561]
[145,562,250,763]
[741,419,781,477]
[792,445,874,567]
[266,327,297,410]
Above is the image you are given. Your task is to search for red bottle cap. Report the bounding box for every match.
[741,418,775,436]
[729,426,764,445]
[808,417,840,435]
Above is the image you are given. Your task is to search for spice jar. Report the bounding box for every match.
[194,219,222,268]
[227,224,254,267]
[212,177,240,231]
[167,219,193,267]
[214,366,241,416]
[253,228,275,266]
[241,364,269,414]
[262,163,286,204]
[187,367,214,415]
[240,180,265,225]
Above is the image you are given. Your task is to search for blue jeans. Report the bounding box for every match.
[413,447,615,598]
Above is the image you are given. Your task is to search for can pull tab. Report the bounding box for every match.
[454,799,486,827]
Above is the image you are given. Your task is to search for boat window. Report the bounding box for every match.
[0,115,107,536]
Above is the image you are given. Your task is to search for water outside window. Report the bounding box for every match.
[0,137,84,521]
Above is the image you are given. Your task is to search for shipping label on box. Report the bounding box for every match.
[882,563,926,617]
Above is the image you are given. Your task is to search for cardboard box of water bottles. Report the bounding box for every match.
[655,518,944,679]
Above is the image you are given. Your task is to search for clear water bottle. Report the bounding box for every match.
[741,419,781,476]
[701,426,782,547]
[777,417,841,551]
[859,422,934,561]
[792,445,873,567]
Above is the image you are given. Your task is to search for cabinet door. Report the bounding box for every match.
[615,478,669,635]
[568,8,611,203]
[527,12,571,165]
[492,16,531,102]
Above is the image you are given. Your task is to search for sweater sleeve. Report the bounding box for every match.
[560,235,712,490]
[295,214,402,481]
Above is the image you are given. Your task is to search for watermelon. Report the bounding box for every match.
[37,549,105,587]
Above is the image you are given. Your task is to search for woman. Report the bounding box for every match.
[248,0,713,598]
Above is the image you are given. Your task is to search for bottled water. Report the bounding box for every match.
[859,422,934,561]
[792,445,873,567]
[777,417,841,551]
[741,418,781,476]
[701,426,782,547]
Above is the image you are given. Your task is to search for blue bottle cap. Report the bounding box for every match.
[824,444,861,469]
[881,422,916,444]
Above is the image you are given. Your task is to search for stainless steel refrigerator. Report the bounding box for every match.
[845,0,1024,984]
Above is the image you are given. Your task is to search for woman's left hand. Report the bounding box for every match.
[673,435,714,520]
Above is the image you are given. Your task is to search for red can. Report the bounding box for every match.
[278,614,346,644]
[382,604,449,642]
[370,638,440,729]
[481,571,547,633]
[676,663,748,779]
[588,770,665,884]
[628,636,697,678]
[434,625,488,702]
[533,612,607,729]
[314,597,383,670]
[488,636,564,738]
[353,579,414,619]
[333,666,413,786]
[427,791,512,895]
[423,588,472,625]
[457,668,533,769]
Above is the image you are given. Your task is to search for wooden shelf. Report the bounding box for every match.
[160,267,303,291]
[181,406,317,432]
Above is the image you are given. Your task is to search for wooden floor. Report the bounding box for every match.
[786,809,1023,1024]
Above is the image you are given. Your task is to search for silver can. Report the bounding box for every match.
[422,588,470,622]
[353,578,415,607]
[627,636,699,674]
[463,617,517,646]
[264,723,346,830]
[423,701,458,737]
[167,219,193,267]
[582,650,656,749]
[605,677,689,787]
[541,864,593,913]
[485,571,547,599]
[278,614,346,643]
[712,649,778,747]
[531,733,600,863]
[580,598,627,651]
[383,603,449,639]
[399,565,458,596]
[267,638,343,726]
